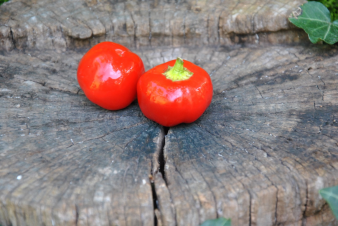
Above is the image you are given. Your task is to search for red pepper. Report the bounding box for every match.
[77,42,145,110]
[137,58,213,127]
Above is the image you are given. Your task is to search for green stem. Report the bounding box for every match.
[163,57,193,81]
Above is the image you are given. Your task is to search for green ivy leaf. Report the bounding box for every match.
[200,217,231,226]
[0,0,9,5]
[319,185,338,219]
[309,0,338,21]
[289,2,338,45]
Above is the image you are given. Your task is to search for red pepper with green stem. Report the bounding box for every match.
[137,57,213,127]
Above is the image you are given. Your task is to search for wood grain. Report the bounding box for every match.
[152,45,338,226]
[0,50,163,226]
[1,43,338,226]
[1,0,338,225]
[0,0,308,51]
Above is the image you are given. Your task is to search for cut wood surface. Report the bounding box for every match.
[1,45,338,226]
[1,0,338,226]
[0,48,163,226]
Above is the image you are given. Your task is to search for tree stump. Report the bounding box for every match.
[0,0,338,226]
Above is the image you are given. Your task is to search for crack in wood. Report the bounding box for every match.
[151,126,169,226]
[301,181,308,226]
[159,127,169,185]
[151,180,159,226]
[75,204,79,226]
[9,27,16,50]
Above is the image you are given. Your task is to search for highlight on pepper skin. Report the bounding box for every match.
[77,41,145,110]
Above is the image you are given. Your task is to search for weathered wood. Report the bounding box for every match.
[1,0,338,226]
[153,45,338,226]
[1,45,338,226]
[2,44,337,226]
[0,0,308,52]
[0,50,163,226]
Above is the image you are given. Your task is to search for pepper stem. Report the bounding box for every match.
[163,57,193,81]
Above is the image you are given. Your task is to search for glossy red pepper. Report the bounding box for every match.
[137,58,213,127]
[77,42,145,110]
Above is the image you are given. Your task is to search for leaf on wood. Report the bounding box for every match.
[289,2,338,45]
[200,217,231,226]
[319,185,338,219]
